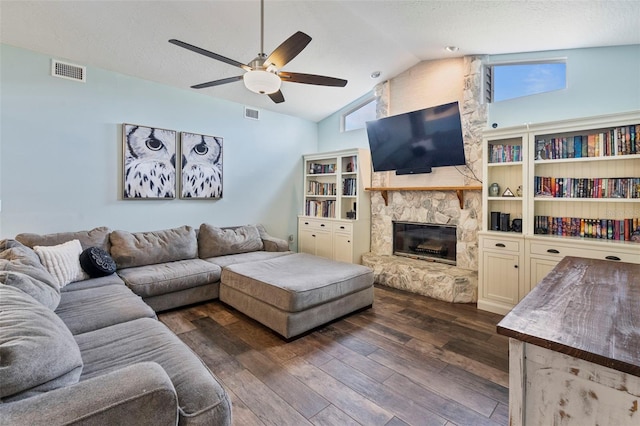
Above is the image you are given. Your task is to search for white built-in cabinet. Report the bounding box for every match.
[479,111,640,314]
[298,149,371,264]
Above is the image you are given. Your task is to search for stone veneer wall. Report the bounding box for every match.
[363,56,487,303]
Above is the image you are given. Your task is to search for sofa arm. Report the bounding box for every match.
[255,224,289,252]
[0,362,178,426]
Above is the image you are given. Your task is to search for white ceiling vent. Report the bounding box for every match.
[244,107,260,120]
[51,59,86,82]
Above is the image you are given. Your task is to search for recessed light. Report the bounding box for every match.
[370,71,381,79]
[445,46,459,53]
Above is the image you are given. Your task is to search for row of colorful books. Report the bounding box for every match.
[489,144,522,163]
[307,180,336,196]
[534,176,640,199]
[535,124,639,160]
[305,200,335,218]
[308,162,336,174]
[534,215,640,242]
[342,178,357,196]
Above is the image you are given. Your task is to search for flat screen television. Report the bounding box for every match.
[365,101,466,175]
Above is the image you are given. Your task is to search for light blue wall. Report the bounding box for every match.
[487,45,640,128]
[317,91,372,152]
[0,45,317,241]
[318,46,640,149]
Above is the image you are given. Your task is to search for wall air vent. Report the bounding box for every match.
[244,107,260,120]
[51,59,86,82]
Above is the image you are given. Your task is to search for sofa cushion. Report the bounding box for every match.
[56,284,156,335]
[0,269,61,311]
[75,318,232,426]
[0,285,83,402]
[16,226,111,252]
[80,247,117,277]
[110,226,197,269]
[0,240,61,309]
[0,240,59,289]
[34,240,89,287]
[198,224,263,258]
[117,259,221,298]
[204,250,292,268]
[62,273,126,292]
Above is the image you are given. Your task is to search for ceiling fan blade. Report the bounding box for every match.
[268,90,285,104]
[278,72,347,87]
[169,39,251,72]
[191,76,244,89]
[265,31,312,69]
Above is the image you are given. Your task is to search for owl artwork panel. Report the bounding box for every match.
[123,124,177,199]
[180,132,223,199]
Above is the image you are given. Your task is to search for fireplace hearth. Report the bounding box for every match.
[393,221,457,265]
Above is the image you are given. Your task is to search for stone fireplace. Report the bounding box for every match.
[361,55,486,304]
[393,221,457,265]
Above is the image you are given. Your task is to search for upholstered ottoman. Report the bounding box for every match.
[220,253,374,339]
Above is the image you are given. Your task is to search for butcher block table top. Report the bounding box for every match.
[497,256,640,377]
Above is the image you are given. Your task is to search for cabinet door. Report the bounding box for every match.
[528,257,560,292]
[481,251,520,306]
[314,230,333,259]
[333,232,353,263]
[298,227,316,255]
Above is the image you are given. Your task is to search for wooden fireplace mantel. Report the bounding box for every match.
[365,186,482,208]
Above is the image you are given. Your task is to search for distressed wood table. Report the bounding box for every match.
[497,256,640,426]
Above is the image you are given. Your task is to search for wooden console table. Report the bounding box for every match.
[498,256,640,425]
[365,186,482,208]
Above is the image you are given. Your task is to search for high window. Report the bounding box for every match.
[486,61,567,103]
[342,97,376,132]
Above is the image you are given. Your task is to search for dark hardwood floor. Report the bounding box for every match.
[158,285,509,426]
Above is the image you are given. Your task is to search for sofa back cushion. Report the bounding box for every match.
[0,285,83,402]
[110,225,198,269]
[198,224,264,258]
[15,226,111,252]
[0,239,61,310]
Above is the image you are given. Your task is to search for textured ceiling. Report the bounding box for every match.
[1,1,639,122]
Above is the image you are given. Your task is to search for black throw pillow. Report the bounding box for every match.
[79,247,117,278]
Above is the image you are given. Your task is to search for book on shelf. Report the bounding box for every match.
[345,156,357,173]
[307,180,336,196]
[534,123,639,160]
[534,215,640,242]
[489,144,522,163]
[308,162,336,174]
[305,200,335,218]
[534,176,640,199]
[342,178,357,196]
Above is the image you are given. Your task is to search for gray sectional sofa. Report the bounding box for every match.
[0,223,291,425]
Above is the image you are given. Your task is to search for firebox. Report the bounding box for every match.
[393,221,457,265]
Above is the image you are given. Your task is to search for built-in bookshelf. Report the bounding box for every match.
[479,111,640,315]
[299,149,371,264]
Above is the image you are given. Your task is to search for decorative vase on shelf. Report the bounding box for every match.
[516,185,523,197]
[489,183,500,197]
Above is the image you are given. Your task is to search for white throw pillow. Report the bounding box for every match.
[34,239,89,287]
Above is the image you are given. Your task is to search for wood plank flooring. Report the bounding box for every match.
[158,285,509,426]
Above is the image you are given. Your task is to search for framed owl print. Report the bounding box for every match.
[179,132,223,199]
[122,123,177,199]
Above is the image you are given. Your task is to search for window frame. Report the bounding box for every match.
[340,95,377,133]
[485,58,567,103]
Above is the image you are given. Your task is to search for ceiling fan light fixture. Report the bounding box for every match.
[243,70,281,94]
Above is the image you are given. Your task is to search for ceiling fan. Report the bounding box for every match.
[169,0,347,104]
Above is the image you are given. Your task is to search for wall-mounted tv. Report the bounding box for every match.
[365,101,466,175]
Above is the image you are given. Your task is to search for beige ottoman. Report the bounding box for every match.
[220,253,374,339]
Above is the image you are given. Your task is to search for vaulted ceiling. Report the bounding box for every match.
[1,1,639,122]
